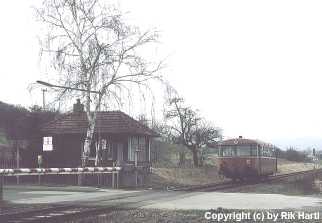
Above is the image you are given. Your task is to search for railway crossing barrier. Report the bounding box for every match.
[0,167,122,201]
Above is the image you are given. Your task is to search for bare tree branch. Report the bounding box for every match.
[35,0,164,167]
[164,88,221,167]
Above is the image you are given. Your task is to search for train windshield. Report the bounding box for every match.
[220,145,257,157]
[221,146,235,156]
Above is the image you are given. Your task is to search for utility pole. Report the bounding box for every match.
[42,89,47,110]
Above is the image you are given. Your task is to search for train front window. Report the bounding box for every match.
[236,145,251,156]
[221,146,235,157]
[250,146,257,156]
[221,145,258,157]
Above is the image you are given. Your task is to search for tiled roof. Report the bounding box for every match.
[41,111,158,136]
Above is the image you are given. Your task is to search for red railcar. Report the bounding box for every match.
[218,137,277,180]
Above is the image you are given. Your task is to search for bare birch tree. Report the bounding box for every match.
[35,0,162,167]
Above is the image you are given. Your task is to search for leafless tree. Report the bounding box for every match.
[164,91,221,167]
[35,0,163,166]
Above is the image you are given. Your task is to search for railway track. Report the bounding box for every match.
[0,190,179,223]
[0,192,142,223]
[1,205,119,223]
[169,168,322,192]
[1,169,320,222]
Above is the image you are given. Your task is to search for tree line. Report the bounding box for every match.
[277,147,312,162]
[0,102,57,141]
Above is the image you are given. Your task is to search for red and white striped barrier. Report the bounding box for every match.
[0,167,122,176]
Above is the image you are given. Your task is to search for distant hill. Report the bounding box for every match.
[0,101,58,140]
[0,128,14,160]
[0,101,30,139]
[0,101,59,167]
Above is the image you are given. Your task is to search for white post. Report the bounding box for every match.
[16,145,20,185]
[135,149,140,187]
[116,172,119,189]
[148,138,151,162]
[112,172,115,188]
[0,175,3,201]
[135,149,138,168]
[37,155,42,185]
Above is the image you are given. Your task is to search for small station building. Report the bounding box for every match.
[39,100,158,187]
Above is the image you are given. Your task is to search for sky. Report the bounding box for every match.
[0,1,322,149]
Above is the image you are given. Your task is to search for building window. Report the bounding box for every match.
[88,138,114,161]
[128,136,146,161]
[105,140,113,160]
[89,140,96,158]
[146,137,150,162]
[129,137,137,161]
[123,142,128,161]
[138,136,146,161]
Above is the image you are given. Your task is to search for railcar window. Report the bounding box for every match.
[236,146,251,156]
[221,146,258,157]
[221,146,235,157]
[269,148,273,157]
[250,146,257,156]
[262,147,273,157]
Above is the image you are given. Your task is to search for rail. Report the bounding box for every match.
[168,168,322,192]
[1,169,322,222]
[0,190,176,222]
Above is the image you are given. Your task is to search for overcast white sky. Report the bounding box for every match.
[0,1,322,148]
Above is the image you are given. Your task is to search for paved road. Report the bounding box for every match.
[3,185,322,210]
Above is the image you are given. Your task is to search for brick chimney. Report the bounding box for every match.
[73,99,84,113]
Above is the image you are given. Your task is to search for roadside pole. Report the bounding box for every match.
[0,174,4,202]
[135,150,139,187]
[313,148,316,170]
[16,144,20,185]
[38,155,42,185]
[0,175,3,201]
[275,147,278,175]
